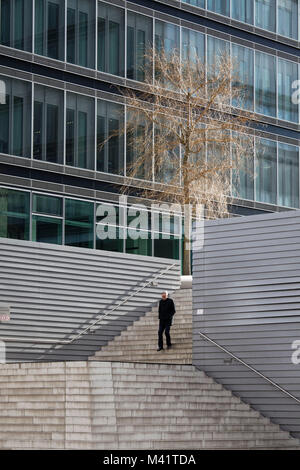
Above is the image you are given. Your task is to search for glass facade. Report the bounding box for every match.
[0,0,299,269]
[0,187,182,259]
[0,71,298,208]
[182,0,299,40]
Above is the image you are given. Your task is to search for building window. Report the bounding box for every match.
[232,135,255,201]
[155,20,180,55]
[66,92,95,170]
[97,100,124,175]
[231,0,254,24]
[182,0,205,7]
[127,11,152,82]
[154,234,180,260]
[231,44,254,110]
[181,27,205,63]
[207,0,230,16]
[207,35,230,69]
[278,143,299,208]
[32,193,63,244]
[97,1,124,76]
[277,0,298,40]
[255,138,277,205]
[255,0,276,32]
[34,0,65,60]
[33,84,64,164]
[0,0,32,51]
[65,198,94,248]
[0,188,30,240]
[0,75,31,158]
[67,0,95,69]
[126,229,152,257]
[255,51,276,117]
[278,58,298,123]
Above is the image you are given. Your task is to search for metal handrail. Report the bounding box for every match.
[198,331,300,405]
[0,262,178,345]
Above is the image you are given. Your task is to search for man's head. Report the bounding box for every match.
[161,290,168,300]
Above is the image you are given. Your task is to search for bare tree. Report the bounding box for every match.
[103,47,257,275]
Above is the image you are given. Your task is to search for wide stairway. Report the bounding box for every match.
[0,360,299,449]
[89,289,192,364]
[1,287,300,449]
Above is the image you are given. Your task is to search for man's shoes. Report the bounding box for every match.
[167,344,172,349]
[157,347,164,352]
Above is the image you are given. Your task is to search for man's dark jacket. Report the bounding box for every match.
[158,298,176,321]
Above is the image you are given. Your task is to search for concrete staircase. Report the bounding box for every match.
[0,360,299,449]
[89,289,192,364]
[1,287,299,449]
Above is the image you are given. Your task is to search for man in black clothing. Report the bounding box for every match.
[157,290,176,351]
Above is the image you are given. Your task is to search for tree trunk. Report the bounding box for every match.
[183,207,192,276]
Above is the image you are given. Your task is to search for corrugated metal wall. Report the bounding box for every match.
[0,238,180,362]
[193,210,300,438]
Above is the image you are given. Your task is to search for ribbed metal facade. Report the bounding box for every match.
[193,210,300,438]
[0,238,180,362]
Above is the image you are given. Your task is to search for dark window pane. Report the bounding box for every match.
[48,2,59,59]
[35,0,64,60]
[66,108,75,165]
[13,96,23,156]
[66,93,95,170]
[0,0,32,51]
[97,100,124,175]
[46,103,58,162]
[0,93,9,154]
[79,11,88,67]
[154,235,180,260]
[67,7,76,63]
[0,187,30,240]
[67,0,95,69]
[97,1,124,76]
[14,0,25,49]
[34,84,64,164]
[33,101,43,159]
[0,0,10,46]
[33,194,62,216]
[126,229,152,256]
[65,198,94,248]
[35,0,44,55]
[32,215,62,244]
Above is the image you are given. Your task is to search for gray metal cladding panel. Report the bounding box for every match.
[0,238,180,362]
[192,210,300,438]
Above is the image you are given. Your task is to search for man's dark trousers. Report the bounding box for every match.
[158,318,172,349]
